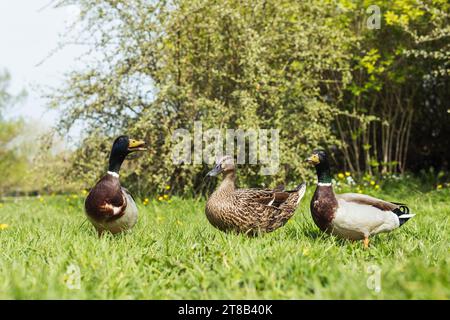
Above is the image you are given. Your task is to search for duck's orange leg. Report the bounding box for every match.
[363,237,370,249]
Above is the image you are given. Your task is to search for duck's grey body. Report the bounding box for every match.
[333,194,401,240]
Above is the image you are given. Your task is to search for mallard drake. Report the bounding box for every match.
[84,135,146,236]
[205,155,306,235]
[306,150,415,248]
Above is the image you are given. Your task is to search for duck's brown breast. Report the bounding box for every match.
[310,185,338,232]
[85,174,126,221]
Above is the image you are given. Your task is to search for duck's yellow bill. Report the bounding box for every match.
[128,139,147,151]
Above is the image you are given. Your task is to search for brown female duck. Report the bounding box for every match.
[205,155,306,235]
[306,150,415,248]
[85,135,146,236]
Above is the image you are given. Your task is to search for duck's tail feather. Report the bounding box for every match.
[279,183,306,212]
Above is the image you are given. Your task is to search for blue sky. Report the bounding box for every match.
[0,0,84,126]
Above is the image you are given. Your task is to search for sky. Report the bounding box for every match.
[0,0,84,127]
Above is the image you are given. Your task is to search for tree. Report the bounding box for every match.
[51,0,353,195]
[0,70,28,195]
[335,0,450,175]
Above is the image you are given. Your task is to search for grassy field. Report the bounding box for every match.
[0,185,449,299]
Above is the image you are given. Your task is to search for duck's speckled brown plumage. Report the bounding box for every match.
[205,170,306,235]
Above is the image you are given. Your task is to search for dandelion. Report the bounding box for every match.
[157,196,164,201]
[39,197,45,203]
[370,181,376,186]
[338,173,345,179]
[437,184,443,190]
[143,198,149,205]
[163,194,169,200]
[345,172,351,177]
[374,185,380,190]
[72,194,78,199]
[81,190,88,196]
[165,185,171,190]
[0,223,9,230]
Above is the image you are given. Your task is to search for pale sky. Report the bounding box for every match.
[0,0,84,127]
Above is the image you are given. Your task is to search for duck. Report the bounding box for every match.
[84,135,146,236]
[205,155,306,235]
[306,149,415,248]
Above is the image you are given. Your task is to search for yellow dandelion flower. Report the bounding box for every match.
[163,194,169,200]
[165,185,171,190]
[157,196,164,201]
[357,189,363,194]
[370,181,376,186]
[374,185,380,190]
[0,223,9,230]
[338,173,345,179]
[81,190,88,196]
[437,184,443,190]
[72,194,78,199]
[39,197,45,202]
[345,172,351,177]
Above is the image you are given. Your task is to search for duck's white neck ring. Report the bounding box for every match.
[317,182,332,187]
[107,171,120,178]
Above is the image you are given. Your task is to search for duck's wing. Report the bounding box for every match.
[232,183,306,233]
[337,193,412,216]
[235,188,288,208]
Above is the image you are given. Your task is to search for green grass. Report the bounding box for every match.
[0,186,449,299]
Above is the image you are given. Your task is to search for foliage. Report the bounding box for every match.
[50,0,353,195]
[335,0,450,175]
[47,0,450,195]
[0,70,29,195]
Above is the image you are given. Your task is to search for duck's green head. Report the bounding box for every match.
[108,135,147,173]
[306,149,332,183]
[206,155,235,177]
